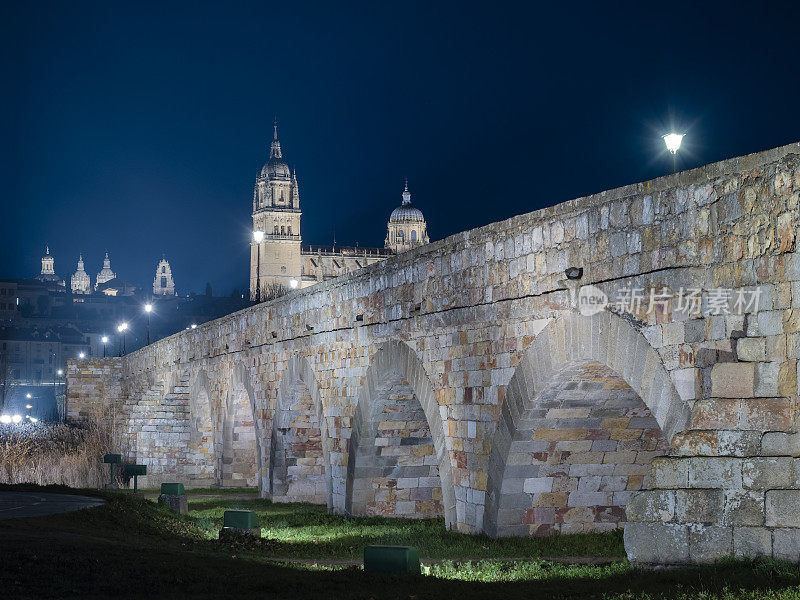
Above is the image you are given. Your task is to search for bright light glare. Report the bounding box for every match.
[118,322,129,332]
[11,415,22,424]
[29,417,38,423]
[191,323,197,329]
[289,279,298,289]
[0,415,10,424]
[663,133,685,154]
[26,393,31,399]
[25,404,32,409]
[144,303,153,313]
[57,369,63,376]
[253,230,265,243]
[102,336,109,343]
[79,352,86,359]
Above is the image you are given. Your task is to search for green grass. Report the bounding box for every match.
[187,497,624,559]
[3,485,800,599]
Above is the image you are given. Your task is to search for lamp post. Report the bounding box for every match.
[289,278,298,290]
[101,336,108,358]
[253,230,264,303]
[117,322,128,356]
[663,133,685,173]
[144,303,153,345]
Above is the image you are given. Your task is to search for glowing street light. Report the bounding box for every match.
[253,230,265,303]
[11,415,22,424]
[117,322,129,356]
[662,133,685,173]
[101,335,109,357]
[144,303,153,345]
[0,415,10,424]
[79,352,86,359]
[57,369,63,376]
[289,279,299,289]
[26,393,31,399]
[191,323,197,329]
[25,404,32,409]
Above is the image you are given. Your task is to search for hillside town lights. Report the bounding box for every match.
[663,133,685,173]
[253,230,265,303]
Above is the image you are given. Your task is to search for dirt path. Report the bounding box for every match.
[0,491,104,520]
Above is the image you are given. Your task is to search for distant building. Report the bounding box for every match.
[36,246,64,288]
[70,255,92,294]
[249,124,428,299]
[0,324,89,385]
[0,281,18,321]
[384,181,429,253]
[95,252,116,290]
[153,258,176,296]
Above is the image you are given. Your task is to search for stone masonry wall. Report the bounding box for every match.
[66,142,800,565]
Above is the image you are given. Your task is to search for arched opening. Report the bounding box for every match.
[269,359,329,505]
[485,311,690,537]
[411,230,417,242]
[220,364,260,487]
[345,341,456,528]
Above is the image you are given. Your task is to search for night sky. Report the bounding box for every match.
[3,1,799,295]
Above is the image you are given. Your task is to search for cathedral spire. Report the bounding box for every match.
[270,118,282,160]
[402,179,412,206]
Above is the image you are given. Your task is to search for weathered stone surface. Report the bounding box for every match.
[733,527,772,558]
[710,363,754,398]
[766,490,800,527]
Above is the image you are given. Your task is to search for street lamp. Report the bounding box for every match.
[117,322,129,356]
[289,278,298,289]
[101,336,109,358]
[79,352,85,359]
[662,133,685,173]
[26,393,31,399]
[144,303,153,345]
[253,230,264,303]
[57,369,63,376]
[191,323,197,329]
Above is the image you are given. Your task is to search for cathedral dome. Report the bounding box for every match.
[388,182,425,223]
[260,157,291,179]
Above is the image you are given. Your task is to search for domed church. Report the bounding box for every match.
[250,123,430,300]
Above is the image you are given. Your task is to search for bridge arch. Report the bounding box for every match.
[188,369,216,484]
[220,362,261,487]
[345,340,457,529]
[484,310,690,537]
[269,355,332,507]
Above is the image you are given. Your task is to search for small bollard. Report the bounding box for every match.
[157,483,188,514]
[103,454,122,489]
[363,545,421,574]
[124,464,147,494]
[219,510,260,540]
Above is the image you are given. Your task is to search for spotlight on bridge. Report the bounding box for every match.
[0,415,10,424]
[565,267,583,280]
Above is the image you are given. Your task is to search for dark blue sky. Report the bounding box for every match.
[3,1,799,295]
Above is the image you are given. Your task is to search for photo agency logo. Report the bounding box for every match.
[577,285,608,316]
[575,285,764,317]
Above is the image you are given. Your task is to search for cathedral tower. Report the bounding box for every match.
[385,180,429,253]
[250,122,302,299]
[153,257,176,296]
[71,254,91,294]
[95,252,116,290]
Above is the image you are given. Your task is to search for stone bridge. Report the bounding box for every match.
[66,142,800,565]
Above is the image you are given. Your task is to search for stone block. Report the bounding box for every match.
[688,525,732,564]
[157,493,188,515]
[766,490,800,527]
[754,362,780,397]
[625,490,675,523]
[648,457,689,488]
[710,363,754,398]
[688,457,742,489]
[723,489,765,527]
[774,528,800,561]
[675,489,722,524]
[733,527,772,558]
[736,337,767,362]
[742,457,794,489]
[624,522,689,565]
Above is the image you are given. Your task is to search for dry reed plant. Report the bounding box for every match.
[0,422,112,488]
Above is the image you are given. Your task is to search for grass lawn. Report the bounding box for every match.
[2,485,800,599]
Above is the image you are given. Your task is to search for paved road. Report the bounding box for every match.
[0,492,104,520]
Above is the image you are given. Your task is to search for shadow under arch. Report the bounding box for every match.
[220,362,262,487]
[484,310,691,537]
[345,340,457,530]
[269,355,333,508]
[188,369,216,485]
